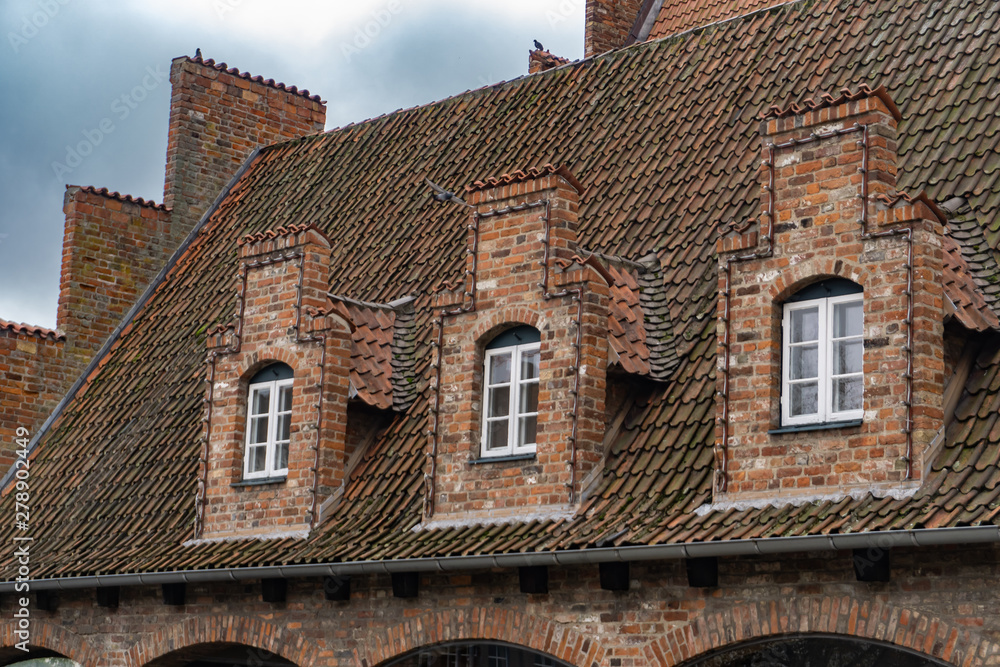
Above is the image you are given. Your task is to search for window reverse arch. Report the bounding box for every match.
[244,362,293,479]
[781,279,863,427]
[481,325,541,458]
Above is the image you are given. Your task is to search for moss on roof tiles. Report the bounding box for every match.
[5,0,1000,578]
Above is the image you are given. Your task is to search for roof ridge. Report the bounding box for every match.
[72,185,168,211]
[183,54,323,103]
[763,84,903,122]
[0,318,65,341]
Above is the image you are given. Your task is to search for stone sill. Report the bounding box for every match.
[231,476,287,488]
[768,419,863,435]
[468,453,537,465]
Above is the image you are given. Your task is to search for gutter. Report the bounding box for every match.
[0,149,263,492]
[4,525,998,593]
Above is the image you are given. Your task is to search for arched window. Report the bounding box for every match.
[782,278,863,426]
[245,362,293,479]
[482,325,541,458]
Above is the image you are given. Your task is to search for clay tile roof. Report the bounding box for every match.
[465,163,584,195]
[763,84,903,123]
[0,318,65,341]
[237,222,328,247]
[648,0,788,38]
[8,0,1000,578]
[314,295,418,412]
[874,191,948,223]
[585,253,678,380]
[529,49,570,73]
[942,232,1000,332]
[187,54,323,102]
[75,185,168,211]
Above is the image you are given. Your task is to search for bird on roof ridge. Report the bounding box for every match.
[533,39,544,51]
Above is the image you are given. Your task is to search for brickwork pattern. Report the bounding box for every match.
[585,0,644,57]
[3,549,1000,667]
[716,95,945,500]
[430,173,610,519]
[0,331,65,469]
[162,57,327,247]
[201,228,349,538]
[57,187,174,377]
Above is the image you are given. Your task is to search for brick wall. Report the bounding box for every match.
[162,56,327,247]
[0,328,65,469]
[2,56,328,469]
[585,0,644,57]
[428,170,609,521]
[57,187,174,377]
[201,226,349,539]
[4,546,1000,667]
[716,92,945,501]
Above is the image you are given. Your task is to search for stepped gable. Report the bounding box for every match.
[6,0,1000,577]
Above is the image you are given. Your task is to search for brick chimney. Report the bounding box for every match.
[0,56,328,469]
[57,187,173,374]
[715,87,945,503]
[163,56,327,245]
[585,0,644,57]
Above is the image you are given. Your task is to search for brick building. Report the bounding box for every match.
[3,1,1000,666]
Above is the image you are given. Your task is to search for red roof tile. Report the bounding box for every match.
[942,231,1000,332]
[764,84,903,123]
[6,0,1000,579]
[648,0,788,38]
[0,319,65,341]
[186,54,323,103]
[465,163,584,195]
[74,185,168,211]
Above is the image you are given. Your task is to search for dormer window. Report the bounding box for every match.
[245,363,293,479]
[481,326,541,458]
[781,279,863,426]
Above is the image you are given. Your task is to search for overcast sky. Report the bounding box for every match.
[0,0,584,329]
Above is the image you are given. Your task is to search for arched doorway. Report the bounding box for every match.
[0,658,78,667]
[142,642,299,667]
[380,642,574,667]
[0,652,76,667]
[680,635,952,667]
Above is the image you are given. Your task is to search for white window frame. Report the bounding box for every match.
[243,376,294,479]
[480,341,540,458]
[781,293,864,426]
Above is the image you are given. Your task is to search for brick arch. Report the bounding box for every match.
[357,608,608,667]
[769,256,871,303]
[472,307,543,344]
[125,615,320,667]
[644,597,996,667]
[0,619,97,666]
[236,346,303,381]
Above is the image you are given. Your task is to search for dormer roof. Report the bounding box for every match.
[6,0,1000,580]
